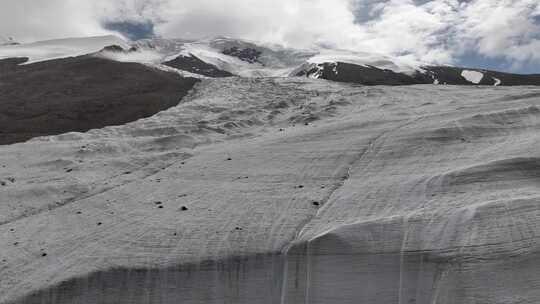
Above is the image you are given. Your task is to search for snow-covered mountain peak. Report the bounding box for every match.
[0,35,425,77]
[0,35,128,64]
[130,36,430,78]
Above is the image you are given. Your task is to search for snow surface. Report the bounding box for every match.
[2,78,540,303]
[0,35,129,63]
[461,70,484,84]
[145,63,210,79]
[97,49,163,64]
[493,77,502,86]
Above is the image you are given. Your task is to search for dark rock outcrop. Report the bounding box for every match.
[163,54,234,77]
[222,47,262,64]
[101,45,126,53]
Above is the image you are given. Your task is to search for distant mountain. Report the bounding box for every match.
[131,36,315,77]
[0,35,18,46]
[296,62,540,86]
[1,35,540,86]
[131,36,540,86]
[0,35,128,63]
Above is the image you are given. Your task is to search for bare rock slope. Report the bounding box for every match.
[0,56,198,145]
[1,78,540,303]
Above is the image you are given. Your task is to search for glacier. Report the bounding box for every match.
[2,77,540,303]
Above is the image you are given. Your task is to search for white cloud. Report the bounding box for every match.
[349,0,540,66]
[457,0,540,62]
[155,0,365,49]
[0,0,112,42]
[357,0,460,63]
[1,0,539,68]
[97,0,166,24]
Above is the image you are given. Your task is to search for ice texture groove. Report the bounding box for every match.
[2,78,540,303]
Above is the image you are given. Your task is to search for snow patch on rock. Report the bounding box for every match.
[308,64,324,79]
[97,49,163,64]
[461,70,484,84]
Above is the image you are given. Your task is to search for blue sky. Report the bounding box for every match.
[104,21,155,40]
[2,0,540,74]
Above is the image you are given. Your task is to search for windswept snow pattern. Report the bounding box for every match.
[461,70,484,84]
